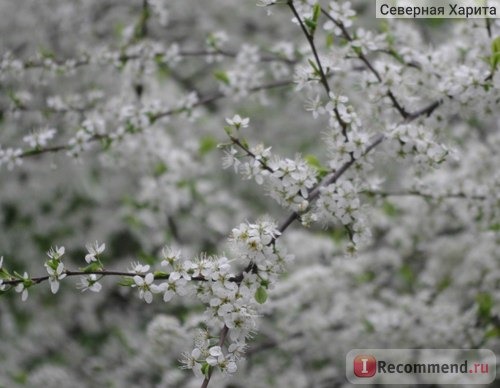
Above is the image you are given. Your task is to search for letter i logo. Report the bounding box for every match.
[353,355,377,377]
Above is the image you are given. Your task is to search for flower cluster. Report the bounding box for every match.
[323,1,356,35]
[223,116,318,211]
[349,28,387,55]
[314,180,371,251]
[181,219,293,377]
[387,124,449,171]
[230,220,280,263]
[181,331,239,377]
[22,127,57,149]
[45,246,67,294]
[0,146,23,170]
[219,44,264,99]
[267,156,318,212]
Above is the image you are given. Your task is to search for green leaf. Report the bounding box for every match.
[201,362,211,377]
[355,270,375,284]
[304,154,321,169]
[199,136,217,156]
[485,326,500,339]
[362,318,375,333]
[304,18,317,35]
[153,271,169,279]
[382,200,399,217]
[255,286,268,304]
[312,3,321,23]
[304,154,329,178]
[118,277,135,287]
[388,49,405,64]
[82,262,103,273]
[153,162,168,176]
[214,70,230,85]
[436,274,452,292]
[476,292,493,320]
[100,137,113,151]
[308,59,319,75]
[490,36,500,72]
[399,264,414,287]
[240,138,249,149]
[326,34,334,48]
[489,223,500,232]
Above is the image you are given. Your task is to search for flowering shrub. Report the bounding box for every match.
[1,1,500,387]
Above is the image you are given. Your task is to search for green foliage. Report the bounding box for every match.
[399,263,415,289]
[476,292,493,320]
[490,36,500,72]
[304,154,329,178]
[199,136,218,156]
[254,286,268,304]
[382,200,399,217]
[214,70,230,85]
[153,161,168,176]
[201,362,211,376]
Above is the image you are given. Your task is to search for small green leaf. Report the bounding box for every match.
[388,48,405,64]
[153,271,169,279]
[118,277,135,287]
[355,270,375,284]
[485,326,500,339]
[352,46,362,56]
[362,318,375,333]
[199,136,217,156]
[477,292,493,320]
[100,137,113,151]
[489,223,500,232]
[255,286,268,304]
[82,262,103,273]
[304,154,321,169]
[240,138,249,149]
[490,36,500,72]
[326,34,334,48]
[201,362,211,377]
[312,3,321,23]
[214,70,230,85]
[304,18,317,35]
[382,200,399,217]
[304,154,329,178]
[308,59,319,75]
[153,162,168,176]
[436,274,452,292]
[399,264,414,287]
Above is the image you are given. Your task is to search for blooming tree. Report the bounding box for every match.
[1,0,500,387]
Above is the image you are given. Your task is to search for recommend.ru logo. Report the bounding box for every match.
[346,349,496,385]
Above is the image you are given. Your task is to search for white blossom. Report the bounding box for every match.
[133,273,155,303]
[14,272,30,301]
[225,114,250,129]
[77,274,102,293]
[45,262,67,294]
[23,127,57,148]
[85,241,105,263]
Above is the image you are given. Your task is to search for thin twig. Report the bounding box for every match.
[1,269,206,287]
[200,325,230,388]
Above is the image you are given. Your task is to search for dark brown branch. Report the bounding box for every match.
[15,79,293,160]
[200,325,230,388]
[1,269,205,287]
[230,136,275,174]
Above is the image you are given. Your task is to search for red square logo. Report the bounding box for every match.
[353,355,377,377]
